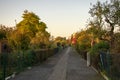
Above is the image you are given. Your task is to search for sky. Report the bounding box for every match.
[0,0,104,38]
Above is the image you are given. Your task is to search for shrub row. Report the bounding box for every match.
[0,48,54,80]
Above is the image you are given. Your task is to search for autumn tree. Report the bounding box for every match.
[8,10,50,50]
[17,10,41,37]
[7,29,31,51]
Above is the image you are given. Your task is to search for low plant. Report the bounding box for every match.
[90,41,109,55]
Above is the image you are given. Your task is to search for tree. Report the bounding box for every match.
[54,36,67,47]
[0,25,7,40]
[8,10,50,50]
[76,30,91,50]
[89,0,120,49]
[0,25,13,40]
[17,10,40,37]
[7,29,31,51]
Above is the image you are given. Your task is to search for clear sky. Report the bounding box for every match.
[0,0,103,38]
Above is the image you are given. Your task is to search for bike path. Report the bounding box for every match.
[10,47,104,80]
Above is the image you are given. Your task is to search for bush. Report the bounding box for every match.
[89,41,110,71]
[23,50,36,67]
[0,71,2,80]
[90,41,109,55]
[75,43,90,60]
[0,48,54,79]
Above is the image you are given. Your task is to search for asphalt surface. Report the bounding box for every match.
[10,47,104,80]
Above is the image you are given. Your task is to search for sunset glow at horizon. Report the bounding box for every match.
[0,0,103,37]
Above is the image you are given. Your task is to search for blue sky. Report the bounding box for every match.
[0,0,103,37]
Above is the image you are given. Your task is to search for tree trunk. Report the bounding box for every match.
[105,17,115,51]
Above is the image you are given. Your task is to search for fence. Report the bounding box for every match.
[75,46,120,80]
[110,53,120,80]
[0,49,55,80]
[91,51,120,80]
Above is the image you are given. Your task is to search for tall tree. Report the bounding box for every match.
[17,10,40,37]
[8,10,50,50]
[89,0,120,49]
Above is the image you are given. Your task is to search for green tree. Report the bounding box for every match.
[89,0,120,49]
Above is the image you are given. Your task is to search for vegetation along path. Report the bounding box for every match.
[10,47,104,80]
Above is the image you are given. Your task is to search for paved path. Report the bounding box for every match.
[10,47,104,80]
